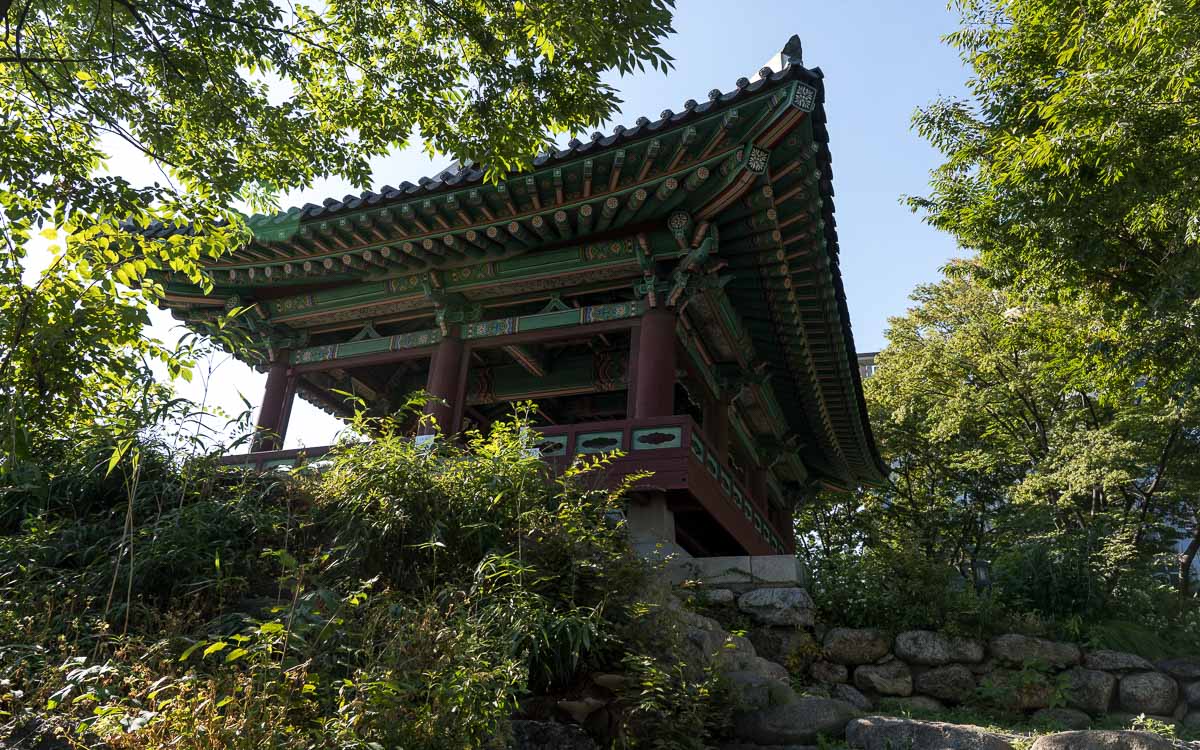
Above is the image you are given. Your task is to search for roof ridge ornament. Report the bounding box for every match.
[752,34,804,83]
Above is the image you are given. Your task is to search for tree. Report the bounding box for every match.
[909,0,1200,396]
[805,268,1200,633]
[0,0,674,459]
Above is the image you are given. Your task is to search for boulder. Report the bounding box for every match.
[1183,710,1200,730]
[969,658,998,675]
[699,588,737,605]
[1063,667,1117,715]
[678,609,728,668]
[1156,656,1200,681]
[733,697,860,744]
[737,588,815,627]
[914,664,977,704]
[809,659,849,684]
[748,627,819,670]
[1082,650,1154,673]
[725,670,797,711]
[894,630,985,665]
[980,669,1055,711]
[823,628,891,666]
[845,717,1015,750]
[1118,671,1178,716]
[1029,730,1177,750]
[854,662,913,697]
[556,698,606,724]
[832,684,873,712]
[1031,708,1092,730]
[508,720,598,750]
[989,634,1081,668]
[1184,680,1200,707]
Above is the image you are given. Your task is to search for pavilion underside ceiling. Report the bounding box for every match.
[156,50,885,489]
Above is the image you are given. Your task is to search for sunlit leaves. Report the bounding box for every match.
[0,0,674,463]
[911,0,1200,398]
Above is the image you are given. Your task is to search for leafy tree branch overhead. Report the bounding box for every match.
[0,0,674,453]
[909,0,1200,396]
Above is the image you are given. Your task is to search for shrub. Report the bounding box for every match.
[1,405,730,749]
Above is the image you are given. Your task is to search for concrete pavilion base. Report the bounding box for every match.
[624,495,804,587]
[666,554,806,592]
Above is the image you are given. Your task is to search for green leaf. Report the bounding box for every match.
[179,641,207,661]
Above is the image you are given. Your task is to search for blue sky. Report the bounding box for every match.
[147,0,972,448]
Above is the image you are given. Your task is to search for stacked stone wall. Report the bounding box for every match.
[699,586,1200,732]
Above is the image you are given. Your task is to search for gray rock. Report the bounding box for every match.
[737,588,815,627]
[679,609,728,667]
[1183,710,1200,729]
[854,662,913,697]
[845,717,1015,750]
[1031,708,1092,730]
[894,630,985,665]
[1029,730,1177,750]
[726,670,797,711]
[914,664,977,704]
[557,697,605,723]
[733,697,860,744]
[508,720,598,750]
[700,588,737,605]
[989,634,1081,668]
[824,628,891,666]
[748,627,819,670]
[1156,656,1200,680]
[726,671,774,710]
[969,657,998,675]
[1063,667,1117,715]
[1082,650,1154,673]
[832,684,873,711]
[1118,671,1179,716]
[1185,681,1200,707]
[810,659,849,684]
[884,695,947,714]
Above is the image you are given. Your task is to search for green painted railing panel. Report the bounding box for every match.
[631,426,683,450]
[576,431,624,454]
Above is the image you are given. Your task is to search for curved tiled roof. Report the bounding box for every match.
[156,34,886,487]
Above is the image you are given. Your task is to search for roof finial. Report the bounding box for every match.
[781,34,803,66]
[752,34,804,83]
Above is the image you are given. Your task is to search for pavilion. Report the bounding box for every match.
[155,35,885,558]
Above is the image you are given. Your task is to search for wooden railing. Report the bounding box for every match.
[219,415,788,554]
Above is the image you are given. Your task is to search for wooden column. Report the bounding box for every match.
[421,331,465,435]
[633,307,677,418]
[252,351,293,452]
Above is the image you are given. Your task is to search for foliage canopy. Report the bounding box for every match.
[801,271,1200,648]
[0,0,675,466]
[910,0,1200,393]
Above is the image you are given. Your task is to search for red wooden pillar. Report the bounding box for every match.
[252,351,293,452]
[633,307,677,418]
[421,331,465,435]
